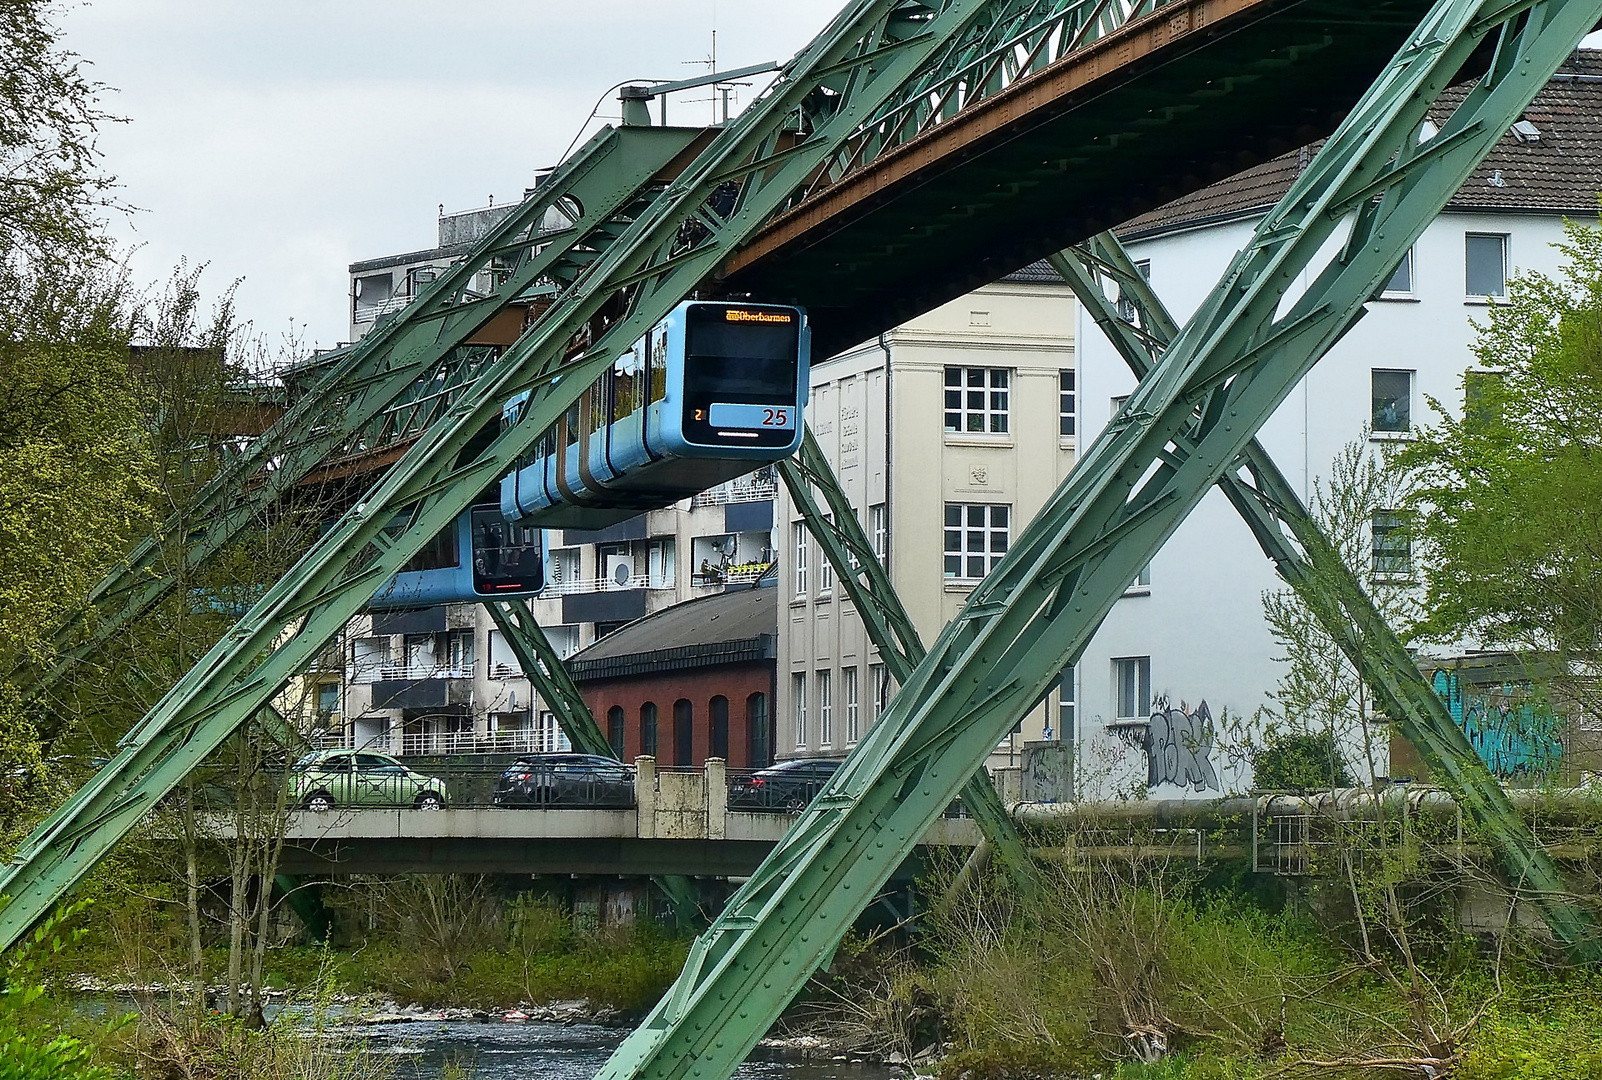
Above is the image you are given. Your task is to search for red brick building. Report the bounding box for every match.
[567,585,777,769]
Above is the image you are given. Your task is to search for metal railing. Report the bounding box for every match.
[541,573,668,596]
[396,729,542,758]
[691,476,779,507]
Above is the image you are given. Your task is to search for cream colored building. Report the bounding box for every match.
[777,268,1078,768]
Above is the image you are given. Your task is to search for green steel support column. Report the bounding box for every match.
[483,600,705,926]
[0,0,1019,955]
[15,124,706,704]
[1049,234,1592,947]
[592,5,1602,1077]
[777,431,1034,890]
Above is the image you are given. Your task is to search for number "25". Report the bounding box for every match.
[762,408,789,426]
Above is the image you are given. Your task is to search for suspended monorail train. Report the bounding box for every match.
[500,300,809,529]
[367,300,807,608]
[367,503,543,610]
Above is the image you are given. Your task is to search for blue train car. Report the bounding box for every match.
[368,504,543,610]
[500,300,808,529]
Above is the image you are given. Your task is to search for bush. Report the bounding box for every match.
[1251,730,1354,791]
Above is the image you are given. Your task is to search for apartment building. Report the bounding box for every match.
[1071,53,1602,797]
[776,270,1078,768]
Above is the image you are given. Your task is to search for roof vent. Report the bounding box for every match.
[1511,119,1541,142]
[1487,169,1508,188]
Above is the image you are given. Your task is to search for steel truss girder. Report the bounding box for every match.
[588,3,1602,1077]
[483,600,704,925]
[17,124,706,704]
[1051,233,1594,953]
[0,0,1015,954]
[776,429,1034,888]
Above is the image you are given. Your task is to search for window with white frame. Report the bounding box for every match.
[792,672,808,748]
[944,366,1010,434]
[818,515,834,594]
[792,522,809,596]
[1372,369,1413,433]
[1113,656,1151,724]
[1111,393,1129,418]
[944,503,1010,580]
[536,711,571,753]
[446,630,474,675]
[1382,247,1414,295]
[1059,370,1076,438]
[1056,665,1075,740]
[844,666,860,744]
[1118,259,1152,322]
[818,669,833,748]
[870,504,888,568]
[1465,232,1508,298]
[487,630,521,680]
[1126,562,1151,594]
[1372,510,1412,577]
[351,637,388,683]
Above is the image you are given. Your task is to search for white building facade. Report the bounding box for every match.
[1070,55,1602,798]
[777,271,1079,768]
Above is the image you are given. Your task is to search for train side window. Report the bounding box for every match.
[564,403,581,447]
[397,516,459,573]
[648,327,669,404]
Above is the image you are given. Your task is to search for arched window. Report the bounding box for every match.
[640,702,658,758]
[747,693,769,768]
[606,706,626,758]
[709,696,729,760]
[673,698,694,767]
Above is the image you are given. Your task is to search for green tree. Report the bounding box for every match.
[1401,218,1602,718]
[1259,436,1419,787]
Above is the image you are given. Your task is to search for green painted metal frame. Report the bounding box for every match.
[15,123,708,704]
[0,0,1041,955]
[1050,233,1593,950]
[776,431,1034,888]
[482,599,704,924]
[588,3,1602,1077]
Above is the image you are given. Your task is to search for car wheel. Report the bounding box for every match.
[414,792,444,811]
[304,792,335,813]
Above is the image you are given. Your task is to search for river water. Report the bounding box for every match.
[364,1019,893,1080]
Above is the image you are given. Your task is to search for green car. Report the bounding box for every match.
[288,749,447,811]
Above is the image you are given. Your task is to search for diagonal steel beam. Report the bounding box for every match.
[484,600,705,925]
[1050,233,1592,948]
[0,0,1015,956]
[15,124,707,705]
[592,3,1602,1077]
[777,430,1034,890]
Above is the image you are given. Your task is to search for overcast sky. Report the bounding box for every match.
[58,5,1602,357]
[59,1,841,354]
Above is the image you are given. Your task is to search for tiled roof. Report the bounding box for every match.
[565,585,777,682]
[1123,49,1602,238]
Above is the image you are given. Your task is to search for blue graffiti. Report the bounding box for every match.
[1432,670,1562,778]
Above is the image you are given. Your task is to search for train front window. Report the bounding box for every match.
[683,305,800,400]
[471,507,543,595]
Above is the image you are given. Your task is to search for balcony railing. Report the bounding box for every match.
[691,475,778,507]
[376,662,473,681]
[353,295,415,325]
[398,728,542,757]
[541,573,665,597]
[691,562,773,588]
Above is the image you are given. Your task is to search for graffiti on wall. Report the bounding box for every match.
[1146,698,1221,792]
[1431,670,1563,778]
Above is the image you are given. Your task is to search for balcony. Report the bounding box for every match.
[398,728,541,757]
[353,295,415,325]
[691,562,774,588]
[691,474,778,508]
[377,661,473,681]
[542,573,673,597]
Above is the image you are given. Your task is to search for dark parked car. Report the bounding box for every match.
[728,758,843,811]
[492,754,636,808]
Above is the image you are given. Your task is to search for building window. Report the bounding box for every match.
[1382,248,1414,295]
[844,666,860,745]
[818,670,833,748]
[870,663,890,725]
[317,683,340,715]
[640,702,658,758]
[747,693,770,768]
[607,706,626,758]
[793,673,808,749]
[1372,511,1412,577]
[870,504,888,567]
[445,630,474,675]
[1466,233,1508,298]
[818,516,834,595]
[1118,259,1152,322]
[487,630,521,680]
[673,699,693,767]
[1055,666,1075,741]
[944,366,1010,434]
[1372,369,1413,433]
[944,503,1010,580]
[1126,563,1151,594]
[1059,370,1076,438]
[709,696,729,760]
[793,522,808,596]
[536,711,570,753]
[1111,393,1129,418]
[1113,657,1151,724]
[351,637,388,683]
